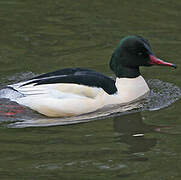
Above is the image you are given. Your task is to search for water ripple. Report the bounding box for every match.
[0,73,180,128]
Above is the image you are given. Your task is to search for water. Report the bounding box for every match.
[0,74,180,128]
[0,0,181,179]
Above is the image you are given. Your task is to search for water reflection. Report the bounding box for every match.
[113,112,166,155]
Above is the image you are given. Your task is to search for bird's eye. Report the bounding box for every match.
[137,52,143,56]
[137,51,148,58]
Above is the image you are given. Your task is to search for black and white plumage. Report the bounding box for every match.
[7,36,176,117]
[23,68,117,95]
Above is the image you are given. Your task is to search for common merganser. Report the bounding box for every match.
[8,36,176,117]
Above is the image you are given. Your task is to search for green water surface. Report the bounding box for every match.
[0,0,181,179]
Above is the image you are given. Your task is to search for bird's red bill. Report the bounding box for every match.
[149,55,176,68]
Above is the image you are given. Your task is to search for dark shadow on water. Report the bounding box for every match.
[113,112,173,158]
[113,113,157,155]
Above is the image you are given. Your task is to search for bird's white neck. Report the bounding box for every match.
[114,75,150,103]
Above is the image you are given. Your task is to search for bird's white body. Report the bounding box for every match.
[5,35,175,118]
[9,75,149,117]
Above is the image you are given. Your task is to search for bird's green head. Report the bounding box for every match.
[110,36,176,78]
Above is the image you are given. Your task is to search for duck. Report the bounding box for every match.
[7,35,176,117]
